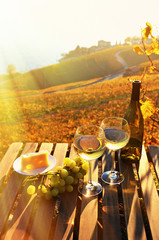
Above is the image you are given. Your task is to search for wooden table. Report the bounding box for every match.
[0,142,158,240]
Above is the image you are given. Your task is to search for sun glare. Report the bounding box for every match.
[0,0,159,73]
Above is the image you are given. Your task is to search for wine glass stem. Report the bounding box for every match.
[111,150,116,172]
[88,160,93,185]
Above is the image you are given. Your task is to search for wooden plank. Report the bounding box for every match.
[2,143,52,240]
[53,144,79,240]
[0,143,23,235]
[78,157,99,240]
[0,171,24,236]
[119,154,147,240]
[2,143,53,239]
[22,142,38,155]
[39,142,53,153]
[139,146,159,240]
[79,191,98,240]
[102,150,121,240]
[2,183,38,240]
[0,142,23,182]
[0,143,38,237]
[28,143,68,240]
[52,143,69,166]
[147,145,159,179]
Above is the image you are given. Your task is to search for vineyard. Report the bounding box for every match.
[119,45,159,67]
[1,44,159,92]
[0,72,158,160]
[0,46,124,91]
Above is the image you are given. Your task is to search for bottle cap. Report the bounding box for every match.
[133,80,141,84]
[132,81,141,101]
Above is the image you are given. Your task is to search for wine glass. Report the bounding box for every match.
[100,117,130,185]
[73,125,106,197]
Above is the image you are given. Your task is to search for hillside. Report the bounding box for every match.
[0,73,158,160]
[119,45,159,67]
[1,45,159,91]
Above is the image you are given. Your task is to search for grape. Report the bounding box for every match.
[59,186,66,193]
[75,172,83,179]
[73,156,82,164]
[27,185,36,195]
[51,188,59,197]
[73,177,78,185]
[65,175,74,185]
[60,169,69,179]
[38,184,42,190]
[63,157,72,167]
[72,166,79,173]
[64,158,76,169]
[41,185,48,194]
[52,182,60,188]
[26,155,88,199]
[69,160,76,169]
[82,162,89,171]
[47,171,54,174]
[80,168,87,176]
[45,190,52,200]
[66,185,73,192]
[50,174,59,187]
[37,185,44,196]
[59,178,65,186]
[51,173,59,182]
[56,166,62,172]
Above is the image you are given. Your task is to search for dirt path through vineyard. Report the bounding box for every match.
[115,50,128,69]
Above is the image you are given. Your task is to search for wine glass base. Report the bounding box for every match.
[101,171,124,185]
[78,181,102,197]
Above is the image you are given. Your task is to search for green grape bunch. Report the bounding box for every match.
[26,156,89,200]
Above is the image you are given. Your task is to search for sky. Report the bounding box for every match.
[0,0,159,74]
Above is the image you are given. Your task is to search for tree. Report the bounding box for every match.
[124,37,132,45]
[7,64,17,89]
[7,64,16,79]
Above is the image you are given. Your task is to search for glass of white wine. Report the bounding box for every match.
[101,117,130,185]
[73,125,106,197]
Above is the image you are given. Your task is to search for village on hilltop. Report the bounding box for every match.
[59,36,153,62]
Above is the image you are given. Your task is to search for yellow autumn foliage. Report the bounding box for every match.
[142,22,153,40]
[134,22,159,75]
[141,99,156,120]
[133,46,144,55]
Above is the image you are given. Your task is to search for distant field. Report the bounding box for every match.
[0,77,102,99]
[0,73,158,160]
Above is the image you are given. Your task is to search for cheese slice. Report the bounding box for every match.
[21,151,49,172]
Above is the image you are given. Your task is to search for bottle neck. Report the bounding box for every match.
[131,81,141,102]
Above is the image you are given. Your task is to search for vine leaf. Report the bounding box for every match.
[145,45,154,55]
[134,22,159,74]
[142,22,153,40]
[141,99,156,120]
[133,46,144,54]
[148,65,156,73]
[151,41,159,54]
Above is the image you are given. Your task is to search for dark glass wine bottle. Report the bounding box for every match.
[121,80,144,162]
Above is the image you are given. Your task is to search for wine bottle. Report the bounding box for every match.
[121,80,144,162]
